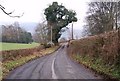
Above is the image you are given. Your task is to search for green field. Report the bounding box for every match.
[0,42,40,51]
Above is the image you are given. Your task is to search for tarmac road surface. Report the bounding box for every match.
[6,45,102,79]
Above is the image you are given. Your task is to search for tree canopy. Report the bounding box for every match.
[44,2,77,43]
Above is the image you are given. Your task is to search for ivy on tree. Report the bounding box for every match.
[44,2,77,43]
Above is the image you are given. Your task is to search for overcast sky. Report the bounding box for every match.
[0,0,91,38]
[0,0,90,26]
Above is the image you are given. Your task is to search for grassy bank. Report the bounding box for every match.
[67,30,120,80]
[2,46,59,79]
[72,54,120,79]
[0,42,40,51]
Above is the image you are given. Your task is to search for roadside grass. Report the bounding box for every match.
[72,54,120,79]
[0,42,40,51]
[2,46,59,79]
[0,62,2,80]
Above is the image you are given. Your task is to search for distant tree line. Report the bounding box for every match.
[1,22,33,44]
[83,1,120,36]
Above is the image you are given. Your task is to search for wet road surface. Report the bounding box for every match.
[6,45,102,79]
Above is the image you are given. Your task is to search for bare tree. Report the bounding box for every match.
[33,22,49,44]
[84,1,120,36]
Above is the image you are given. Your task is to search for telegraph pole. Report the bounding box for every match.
[71,22,74,40]
[51,26,53,44]
[115,1,118,30]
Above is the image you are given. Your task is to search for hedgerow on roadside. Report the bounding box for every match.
[67,29,120,79]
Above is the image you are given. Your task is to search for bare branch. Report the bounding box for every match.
[9,12,24,18]
[0,4,24,18]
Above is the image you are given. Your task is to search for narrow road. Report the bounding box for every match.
[6,45,102,79]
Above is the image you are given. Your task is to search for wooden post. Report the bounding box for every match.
[71,22,74,40]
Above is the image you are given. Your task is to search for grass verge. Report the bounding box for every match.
[71,54,120,80]
[2,46,59,79]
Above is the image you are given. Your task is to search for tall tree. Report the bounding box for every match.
[44,2,77,44]
[84,1,120,36]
